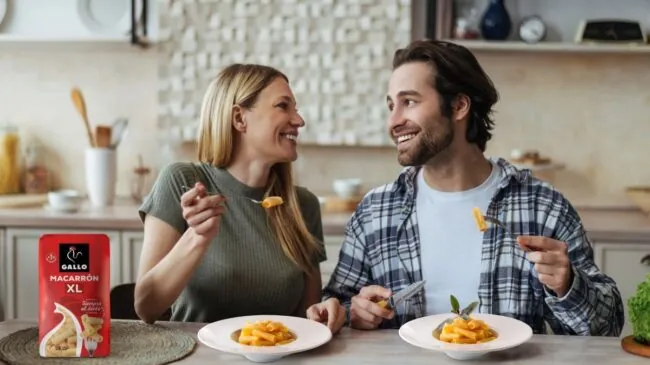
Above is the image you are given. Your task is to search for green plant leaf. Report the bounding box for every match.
[450,295,460,314]
[628,274,650,343]
[461,301,479,316]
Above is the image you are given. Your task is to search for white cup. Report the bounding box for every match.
[85,147,117,207]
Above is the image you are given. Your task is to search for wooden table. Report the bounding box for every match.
[0,319,646,364]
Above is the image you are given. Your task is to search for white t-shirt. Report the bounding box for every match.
[416,161,503,315]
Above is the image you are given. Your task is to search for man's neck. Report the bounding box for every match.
[421,146,493,192]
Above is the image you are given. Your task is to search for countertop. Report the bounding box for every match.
[0,199,649,241]
[0,319,646,364]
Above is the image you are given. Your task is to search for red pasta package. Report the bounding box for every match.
[38,233,111,358]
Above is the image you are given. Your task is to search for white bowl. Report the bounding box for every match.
[197,315,332,363]
[332,178,361,199]
[47,190,83,211]
[399,313,533,361]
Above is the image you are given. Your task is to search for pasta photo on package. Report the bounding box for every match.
[38,233,111,358]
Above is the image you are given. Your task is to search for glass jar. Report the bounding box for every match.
[0,124,21,194]
[23,140,50,194]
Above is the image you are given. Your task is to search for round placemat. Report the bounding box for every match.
[0,321,196,365]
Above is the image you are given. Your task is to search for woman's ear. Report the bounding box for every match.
[452,94,471,123]
[232,105,247,132]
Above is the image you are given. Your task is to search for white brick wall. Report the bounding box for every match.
[158,0,411,146]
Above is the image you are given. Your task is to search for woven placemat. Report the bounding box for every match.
[0,321,196,365]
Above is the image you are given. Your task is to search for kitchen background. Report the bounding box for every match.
[1,0,650,204]
[1,0,650,335]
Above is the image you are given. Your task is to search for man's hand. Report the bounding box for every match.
[306,298,346,334]
[350,286,394,330]
[517,236,573,297]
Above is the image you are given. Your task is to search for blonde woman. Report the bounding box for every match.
[134,64,329,327]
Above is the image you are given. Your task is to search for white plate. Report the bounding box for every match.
[0,0,7,29]
[399,313,533,361]
[77,0,143,36]
[197,315,332,363]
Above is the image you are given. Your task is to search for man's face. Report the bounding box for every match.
[386,62,454,166]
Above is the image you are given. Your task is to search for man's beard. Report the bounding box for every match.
[397,118,454,166]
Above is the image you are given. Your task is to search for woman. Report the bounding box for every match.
[134,64,326,325]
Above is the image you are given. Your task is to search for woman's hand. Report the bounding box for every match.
[181,182,226,242]
[306,298,347,334]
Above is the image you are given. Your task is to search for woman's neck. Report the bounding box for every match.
[226,155,273,188]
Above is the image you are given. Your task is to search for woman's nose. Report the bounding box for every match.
[292,112,305,127]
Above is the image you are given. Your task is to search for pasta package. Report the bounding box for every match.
[38,234,111,358]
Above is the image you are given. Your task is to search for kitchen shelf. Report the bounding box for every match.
[0,35,154,50]
[445,39,650,54]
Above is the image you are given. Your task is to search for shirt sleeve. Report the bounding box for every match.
[543,200,625,336]
[322,204,373,324]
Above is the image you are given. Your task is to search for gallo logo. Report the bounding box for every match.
[59,243,90,272]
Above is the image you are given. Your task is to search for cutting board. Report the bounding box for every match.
[621,335,650,358]
[323,196,363,213]
[0,194,48,208]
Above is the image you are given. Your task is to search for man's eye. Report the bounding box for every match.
[405,99,416,106]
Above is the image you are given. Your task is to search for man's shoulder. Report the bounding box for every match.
[353,167,417,218]
[500,161,576,216]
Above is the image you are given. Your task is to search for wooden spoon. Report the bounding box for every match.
[70,88,96,147]
[95,125,112,148]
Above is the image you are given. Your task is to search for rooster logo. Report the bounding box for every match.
[67,246,83,263]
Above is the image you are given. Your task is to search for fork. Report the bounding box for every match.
[483,215,539,252]
[483,216,515,237]
[180,185,264,205]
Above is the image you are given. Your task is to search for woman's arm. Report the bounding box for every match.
[133,216,209,324]
[293,265,323,317]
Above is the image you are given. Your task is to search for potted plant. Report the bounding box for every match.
[622,274,650,357]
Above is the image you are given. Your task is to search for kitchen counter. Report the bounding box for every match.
[0,319,646,364]
[1,199,648,241]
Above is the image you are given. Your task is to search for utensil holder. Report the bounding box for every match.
[85,147,117,207]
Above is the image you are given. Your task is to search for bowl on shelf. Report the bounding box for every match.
[625,187,650,215]
[332,178,362,199]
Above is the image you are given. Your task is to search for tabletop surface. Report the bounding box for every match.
[0,319,648,364]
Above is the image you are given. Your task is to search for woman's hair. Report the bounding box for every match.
[197,63,321,275]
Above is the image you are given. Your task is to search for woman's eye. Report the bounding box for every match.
[276,102,288,110]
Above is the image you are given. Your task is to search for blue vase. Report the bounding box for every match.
[480,0,511,40]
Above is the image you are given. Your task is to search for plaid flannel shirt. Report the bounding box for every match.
[322,157,624,336]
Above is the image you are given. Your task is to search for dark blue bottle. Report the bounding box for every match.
[480,0,512,40]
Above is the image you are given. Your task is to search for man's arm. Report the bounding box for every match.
[543,201,625,336]
[322,206,373,325]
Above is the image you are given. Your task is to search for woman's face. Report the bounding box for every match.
[237,77,304,163]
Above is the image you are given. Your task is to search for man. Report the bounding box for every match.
[307,39,624,336]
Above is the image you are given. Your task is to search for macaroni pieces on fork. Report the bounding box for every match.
[237,320,296,347]
[438,317,497,344]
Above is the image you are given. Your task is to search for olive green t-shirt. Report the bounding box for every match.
[139,162,325,323]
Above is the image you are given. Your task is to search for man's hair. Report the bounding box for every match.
[392,40,499,152]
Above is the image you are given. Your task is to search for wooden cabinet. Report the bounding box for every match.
[593,241,650,337]
[321,235,344,287]
[2,228,121,320]
[120,231,145,284]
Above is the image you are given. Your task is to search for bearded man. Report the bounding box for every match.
[306,39,624,337]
